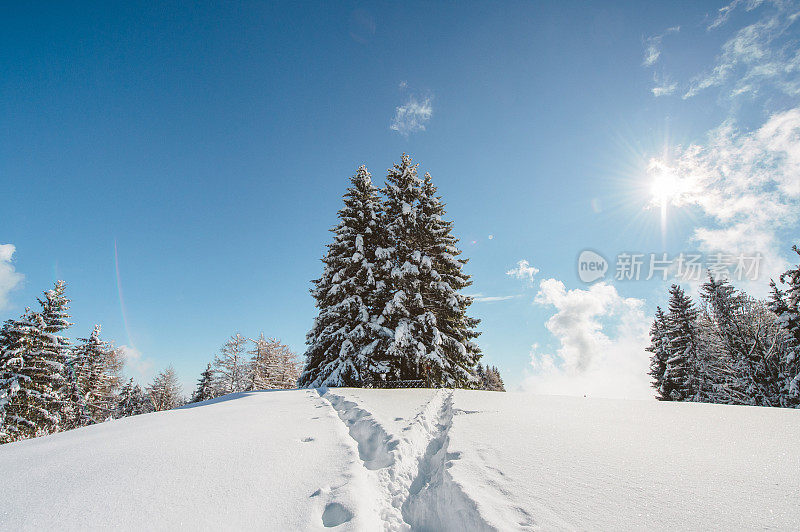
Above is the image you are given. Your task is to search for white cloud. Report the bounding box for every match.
[390,96,432,136]
[651,80,677,96]
[505,260,540,286]
[648,107,800,290]
[684,1,800,99]
[707,0,766,31]
[523,279,652,400]
[0,244,24,312]
[119,345,155,384]
[642,26,680,67]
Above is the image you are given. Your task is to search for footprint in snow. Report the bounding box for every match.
[322,502,353,527]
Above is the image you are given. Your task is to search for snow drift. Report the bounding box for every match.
[1,388,798,530]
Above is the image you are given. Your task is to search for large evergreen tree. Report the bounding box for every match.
[415,171,481,386]
[190,363,217,403]
[376,154,433,382]
[646,307,671,400]
[0,281,72,442]
[376,156,482,386]
[71,325,123,423]
[301,155,481,388]
[300,166,389,387]
[663,284,702,401]
[0,310,36,441]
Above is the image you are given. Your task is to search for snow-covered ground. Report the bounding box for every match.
[1,388,798,530]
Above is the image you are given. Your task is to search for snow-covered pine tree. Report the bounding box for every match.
[416,171,481,386]
[663,284,702,401]
[299,166,389,387]
[474,363,485,389]
[375,154,430,383]
[39,281,76,429]
[375,156,482,386]
[0,310,35,442]
[0,282,73,442]
[71,325,123,423]
[147,366,182,411]
[212,333,249,395]
[191,363,217,403]
[770,245,800,402]
[646,307,672,400]
[116,378,151,417]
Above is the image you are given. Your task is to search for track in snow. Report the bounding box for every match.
[320,389,492,531]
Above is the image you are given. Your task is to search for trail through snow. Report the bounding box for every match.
[320,388,490,531]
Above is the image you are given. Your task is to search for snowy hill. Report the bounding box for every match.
[1,389,798,530]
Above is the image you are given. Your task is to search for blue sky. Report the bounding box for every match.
[2,1,799,396]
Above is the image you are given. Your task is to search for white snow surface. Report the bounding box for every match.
[1,388,799,530]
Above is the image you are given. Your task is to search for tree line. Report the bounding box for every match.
[0,280,299,444]
[647,246,800,407]
[189,333,299,403]
[300,154,503,390]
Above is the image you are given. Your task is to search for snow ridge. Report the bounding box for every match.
[322,389,492,531]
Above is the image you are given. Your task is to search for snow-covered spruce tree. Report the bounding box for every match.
[147,366,182,411]
[375,154,431,383]
[116,378,151,417]
[770,245,800,402]
[416,171,481,386]
[212,333,249,395]
[474,363,485,388]
[71,325,123,423]
[377,155,481,386]
[0,310,36,442]
[0,282,73,442]
[300,166,389,387]
[663,284,703,401]
[191,363,217,403]
[646,307,671,400]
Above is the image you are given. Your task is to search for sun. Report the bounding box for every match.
[650,168,681,206]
